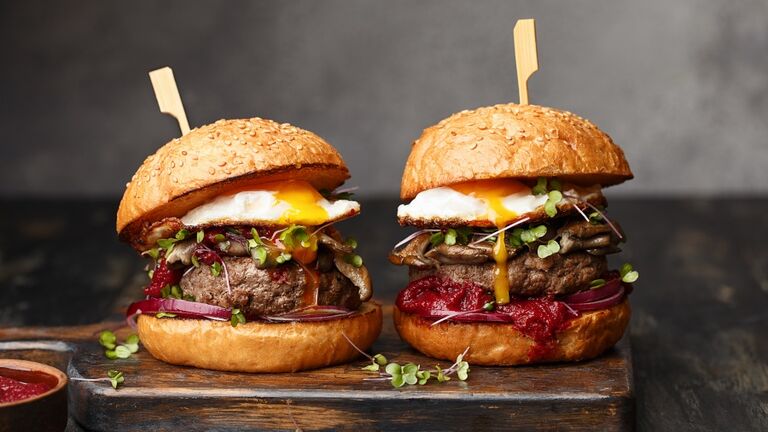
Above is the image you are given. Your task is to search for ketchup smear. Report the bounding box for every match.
[396,276,579,361]
[0,368,57,404]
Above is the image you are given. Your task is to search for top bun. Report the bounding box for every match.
[400,104,633,200]
[117,118,349,240]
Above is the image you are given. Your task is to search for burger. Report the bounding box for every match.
[389,103,638,365]
[117,118,382,372]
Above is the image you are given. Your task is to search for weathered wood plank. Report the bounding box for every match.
[0,307,632,431]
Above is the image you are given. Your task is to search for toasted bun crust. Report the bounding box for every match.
[393,300,630,365]
[400,104,633,199]
[137,302,382,373]
[117,118,350,241]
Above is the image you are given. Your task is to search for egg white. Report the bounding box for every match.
[181,191,360,226]
[397,186,549,224]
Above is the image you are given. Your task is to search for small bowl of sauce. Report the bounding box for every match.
[0,359,68,432]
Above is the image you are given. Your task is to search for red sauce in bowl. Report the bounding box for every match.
[0,367,58,404]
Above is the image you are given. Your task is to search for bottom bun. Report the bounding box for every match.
[393,300,630,366]
[138,301,382,372]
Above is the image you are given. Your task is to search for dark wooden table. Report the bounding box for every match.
[1,197,766,431]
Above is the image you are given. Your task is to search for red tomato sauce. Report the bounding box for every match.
[396,276,578,360]
[0,367,57,403]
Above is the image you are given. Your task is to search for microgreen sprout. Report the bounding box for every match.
[275,252,292,264]
[342,333,471,388]
[108,370,125,389]
[114,345,131,359]
[508,224,547,248]
[590,278,606,289]
[620,263,640,283]
[155,312,177,318]
[98,331,117,350]
[230,308,246,327]
[544,190,563,217]
[99,331,140,359]
[124,334,140,353]
[250,246,268,265]
[210,261,223,277]
[344,237,358,249]
[430,228,472,248]
[196,230,204,243]
[429,231,444,247]
[532,177,548,195]
[532,177,562,195]
[279,225,311,248]
[482,300,496,311]
[145,248,160,260]
[157,229,192,255]
[246,228,269,266]
[160,284,184,299]
[345,254,364,268]
[71,370,126,389]
[537,239,561,259]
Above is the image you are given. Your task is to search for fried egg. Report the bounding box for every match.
[181,180,359,227]
[397,179,557,227]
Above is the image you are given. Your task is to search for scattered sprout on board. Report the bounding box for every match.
[342,333,470,388]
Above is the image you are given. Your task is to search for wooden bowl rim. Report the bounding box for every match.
[0,359,68,408]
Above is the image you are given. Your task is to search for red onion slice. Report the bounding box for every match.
[563,278,622,304]
[566,287,626,311]
[126,298,232,321]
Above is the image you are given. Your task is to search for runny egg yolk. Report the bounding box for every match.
[493,230,510,304]
[449,179,528,226]
[451,179,529,306]
[260,180,330,225]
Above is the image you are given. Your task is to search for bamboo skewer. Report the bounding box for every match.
[513,19,539,105]
[148,67,191,135]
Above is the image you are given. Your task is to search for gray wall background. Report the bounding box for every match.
[1,0,767,198]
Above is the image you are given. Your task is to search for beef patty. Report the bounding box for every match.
[409,250,607,297]
[181,257,362,317]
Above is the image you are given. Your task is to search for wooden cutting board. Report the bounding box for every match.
[0,306,634,431]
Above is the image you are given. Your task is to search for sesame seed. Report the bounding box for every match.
[181,150,188,155]
[470,143,478,150]
[208,167,215,174]
[218,161,227,167]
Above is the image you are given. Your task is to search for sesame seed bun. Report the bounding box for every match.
[400,104,633,200]
[393,300,630,366]
[137,301,383,373]
[116,118,350,242]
